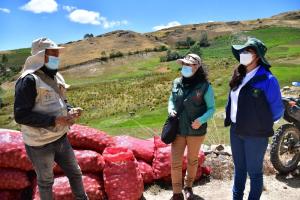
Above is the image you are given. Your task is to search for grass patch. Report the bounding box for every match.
[1,26,300,144]
[85,107,168,138]
[271,64,300,87]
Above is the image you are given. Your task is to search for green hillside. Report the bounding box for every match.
[1,26,300,144]
[0,48,31,83]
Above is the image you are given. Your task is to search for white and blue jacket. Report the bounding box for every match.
[225,66,284,137]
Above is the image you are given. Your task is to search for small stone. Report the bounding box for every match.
[210,145,218,151]
[216,144,225,151]
[282,86,290,91]
[204,150,213,155]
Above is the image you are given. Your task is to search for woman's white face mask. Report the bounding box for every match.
[239,51,253,66]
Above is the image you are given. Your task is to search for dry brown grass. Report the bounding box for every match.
[148,11,300,47]
[56,11,300,68]
[60,31,163,67]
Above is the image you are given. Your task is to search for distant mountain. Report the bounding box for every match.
[147,10,300,46]
[60,10,300,67]
[60,30,165,67]
[0,10,299,80]
[271,10,300,20]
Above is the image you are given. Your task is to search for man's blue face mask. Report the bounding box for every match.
[45,56,60,70]
[181,65,193,77]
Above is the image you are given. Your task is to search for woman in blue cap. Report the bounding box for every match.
[224,37,284,200]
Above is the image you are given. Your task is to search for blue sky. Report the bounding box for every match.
[0,0,299,51]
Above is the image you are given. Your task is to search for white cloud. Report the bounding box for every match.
[0,8,10,13]
[100,17,128,29]
[68,9,128,28]
[62,5,77,12]
[20,0,58,14]
[153,21,181,31]
[69,9,101,25]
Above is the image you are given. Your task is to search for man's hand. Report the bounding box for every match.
[69,107,83,119]
[169,110,177,117]
[191,119,201,129]
[55,115,75,126]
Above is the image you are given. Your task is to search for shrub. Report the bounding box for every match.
[84,33,94,39]
[158,45,168,51]
[100,57,108,62]
[145,48,153,52]
[101,51,106,56]
[160,50,180,62]
[109,51,124,59]
[199,31,210,47]
[186,37,196,47]
[175,40,188,49]
[188,42,202,56]
[159,56,167,62]
[1,55,8,63]
[175,37,195,49]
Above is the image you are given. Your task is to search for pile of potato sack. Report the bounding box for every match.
[0,124,211,200]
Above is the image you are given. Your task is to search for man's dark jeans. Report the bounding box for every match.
[25,134,88,200]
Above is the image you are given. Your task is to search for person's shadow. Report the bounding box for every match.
[140,193,205,200]
[189,176,211,200]
[142,176,210,200]
[274,165,300,188]
[192,194,205,200]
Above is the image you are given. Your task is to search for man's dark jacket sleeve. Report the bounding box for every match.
[14,74,56,127]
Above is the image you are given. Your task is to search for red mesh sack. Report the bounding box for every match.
[0,168,31,190]
[0,130,33,171]
[195,165,203,181]
[148,136,168,148]
[67,124,113,153]
[201,166,212,176]
[103,147,144,200]
[110,136,155,163]
[137,160,154,184]
[198,150,205,165]
[54,150,105,174]
[153,136,206,180]
[152,144,172,179]
[34,174,106,200]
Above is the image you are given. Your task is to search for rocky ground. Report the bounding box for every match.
[143,174,300,200]
[143,145,300,200]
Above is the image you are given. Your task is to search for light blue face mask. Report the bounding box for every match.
[45,56,60,70]
[181,65,193,77]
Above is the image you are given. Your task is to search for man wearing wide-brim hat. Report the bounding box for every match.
[14,38,87,200]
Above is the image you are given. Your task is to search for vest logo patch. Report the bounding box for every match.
[252,89,262,98]
[192,90,203,103]
[40,89,57,105]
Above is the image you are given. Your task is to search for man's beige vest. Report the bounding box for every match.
[21,71,69,146]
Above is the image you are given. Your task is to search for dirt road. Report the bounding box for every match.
[143,173,300,200]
